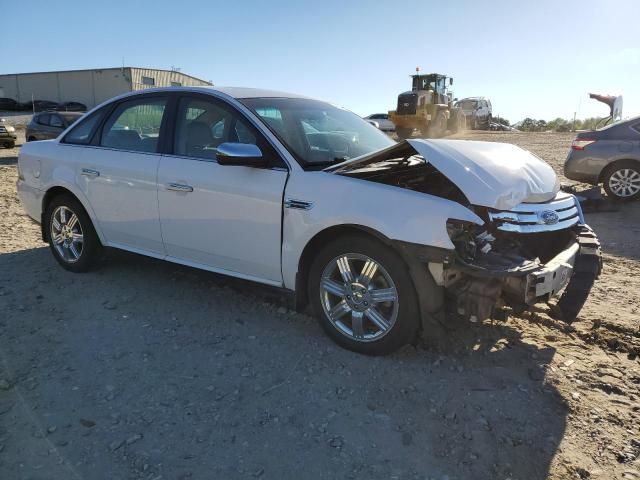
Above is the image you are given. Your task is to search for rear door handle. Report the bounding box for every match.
[166,183,194,193]
[81,168,100,178]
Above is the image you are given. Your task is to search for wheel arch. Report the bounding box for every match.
[598,157,640,183]
[295,224,391,308]
[293,224,445,334]
[40,185,104,244]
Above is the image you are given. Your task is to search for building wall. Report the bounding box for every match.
[56,70,97,106]
[90,69,132,105]
[0,68,131,107]
[0,68,210,108]
[130,68,211,91]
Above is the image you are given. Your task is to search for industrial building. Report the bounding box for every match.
[0,67,212,109]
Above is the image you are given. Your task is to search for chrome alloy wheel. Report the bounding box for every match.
[50,206,84,263]
[609,168,640,198]
[319,253,399,342]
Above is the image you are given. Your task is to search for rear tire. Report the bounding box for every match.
[602,160,640,201]
[308,235,420,355]
[44,194,103,272]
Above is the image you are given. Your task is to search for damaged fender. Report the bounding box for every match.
[281,171,483,292]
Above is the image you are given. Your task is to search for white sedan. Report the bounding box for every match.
[364,113,396,132]
[17,87,601,355]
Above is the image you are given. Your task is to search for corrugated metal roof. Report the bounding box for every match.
[0,67,211,85]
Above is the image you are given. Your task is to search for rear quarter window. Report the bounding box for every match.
[62,108,107,145]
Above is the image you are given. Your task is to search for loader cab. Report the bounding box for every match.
[411,74,451,105]
[412,74,450,94]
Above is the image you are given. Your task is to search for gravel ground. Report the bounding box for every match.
[0,130,639,480]
[0,112,33,128]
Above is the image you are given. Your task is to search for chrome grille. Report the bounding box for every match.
[489,192,580,233]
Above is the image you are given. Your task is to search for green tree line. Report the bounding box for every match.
[515,117,605,132]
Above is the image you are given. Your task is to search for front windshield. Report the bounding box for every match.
[240,97,395,168]
[457,100,478,110]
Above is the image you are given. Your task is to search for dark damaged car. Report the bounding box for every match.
[17,87,601,355]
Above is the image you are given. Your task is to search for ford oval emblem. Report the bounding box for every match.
[540,210,559,225]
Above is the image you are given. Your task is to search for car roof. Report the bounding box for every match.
[119,85,311,100]
[597,115,640,131]
[620,115,640,125]
[84,86,326,119]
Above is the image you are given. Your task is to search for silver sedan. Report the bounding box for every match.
[565,115,640,201]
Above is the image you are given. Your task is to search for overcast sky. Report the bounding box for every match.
[4,0,638,122]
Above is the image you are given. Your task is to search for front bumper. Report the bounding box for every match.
[0,132,17,142]
[449,225,601,322]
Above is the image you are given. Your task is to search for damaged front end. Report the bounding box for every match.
[329,139,602,324]
[437,191,602,323]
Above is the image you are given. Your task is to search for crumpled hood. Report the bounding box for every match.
[328,139,560,210]
[407,139,559,210]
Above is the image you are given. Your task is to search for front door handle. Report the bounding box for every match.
[81,168,100,178]
[166,183,194,193]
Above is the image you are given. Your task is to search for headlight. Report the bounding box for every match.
[446,219,494,262]
[6,125,15,132]
[446,219,475,241]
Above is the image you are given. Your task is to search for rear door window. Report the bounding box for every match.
[100,98,167,153]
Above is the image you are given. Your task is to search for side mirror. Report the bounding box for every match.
[216,142,266,167]
[449,78,453,85]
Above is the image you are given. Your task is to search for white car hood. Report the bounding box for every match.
[329,139,560,210]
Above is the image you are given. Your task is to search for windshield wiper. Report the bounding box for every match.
[306,157,351,169]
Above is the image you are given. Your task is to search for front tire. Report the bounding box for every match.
[602,160,640,201]
[308,235,420,355]
[45,194,103,272]
[427,111,447,138]
[395,127,413,140]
